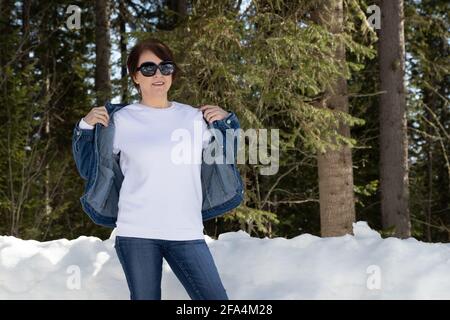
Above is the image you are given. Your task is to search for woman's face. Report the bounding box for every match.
[132,50,173,97]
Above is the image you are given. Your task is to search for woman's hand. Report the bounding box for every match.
[199,105,230,124]
[83,106,110,127]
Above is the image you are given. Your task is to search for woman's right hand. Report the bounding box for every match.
[83,106,110,127]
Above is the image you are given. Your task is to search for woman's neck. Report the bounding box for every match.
[140,96,170,108]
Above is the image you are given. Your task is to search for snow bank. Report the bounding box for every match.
[0,221,449,299]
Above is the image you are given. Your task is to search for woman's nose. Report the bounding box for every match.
[154,68,164,77]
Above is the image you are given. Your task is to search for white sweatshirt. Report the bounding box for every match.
[78,101,212,240]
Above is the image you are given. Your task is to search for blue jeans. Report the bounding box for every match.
[114,236,229,300]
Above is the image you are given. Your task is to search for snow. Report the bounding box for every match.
[0,221,449,299]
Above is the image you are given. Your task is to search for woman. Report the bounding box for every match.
[77,38,236,300]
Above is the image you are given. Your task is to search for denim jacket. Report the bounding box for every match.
[71,102,244,228]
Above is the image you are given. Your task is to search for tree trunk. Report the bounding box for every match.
[158,0,187,30]
[378,0,411,238]
[313,0,356,237]
[20,0,31,70]
[95,0,111,105]
[424,88,436,242]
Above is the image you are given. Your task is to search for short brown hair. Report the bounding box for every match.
[127,38,180,91]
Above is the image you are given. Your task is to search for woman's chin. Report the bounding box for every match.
[143,87,168,95]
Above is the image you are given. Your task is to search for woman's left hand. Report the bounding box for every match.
[199,105,230,124]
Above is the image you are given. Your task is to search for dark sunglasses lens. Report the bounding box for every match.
[160,63,175,75]
[140,63,157,76]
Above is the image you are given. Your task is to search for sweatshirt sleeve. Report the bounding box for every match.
[112,112,120,155]
[78,117,94,130]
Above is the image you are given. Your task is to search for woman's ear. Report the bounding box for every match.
[132,73,139,85]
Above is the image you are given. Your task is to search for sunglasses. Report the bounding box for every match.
[136,60,175,77]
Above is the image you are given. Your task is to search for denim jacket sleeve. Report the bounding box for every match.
[72,119,95,180]
[214,111,240,163]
